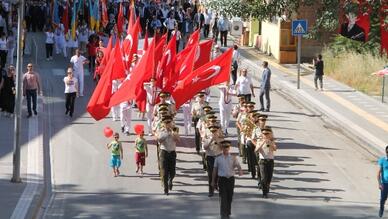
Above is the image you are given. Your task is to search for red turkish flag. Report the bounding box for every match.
[156,33,176,89]
[186,29,200,49]
[172,48,233,108]
[177,43,197,80]
[117,3,124,35]
[194,39,213,70]
[128,5,136,30]
[109,39,156,107]
[101,0,109,28]
[143,31,149,51]
[175,43,196,75]
[111,40,126,80]
[62,2,69,34]
[101,36,113,66]
[123,18,140,70]
[86,56,115,120]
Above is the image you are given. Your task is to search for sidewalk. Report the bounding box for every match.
[232,39,388,156]
[0,32,46,219]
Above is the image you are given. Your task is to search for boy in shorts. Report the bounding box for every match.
[107,133,123,177]
[135,129,148,175]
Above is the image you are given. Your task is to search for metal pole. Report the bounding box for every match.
[383,75,386,103]
[11,0,25,183]
[297,35,301,89]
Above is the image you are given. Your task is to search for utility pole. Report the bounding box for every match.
[11,0,25,183]
[297,35,301,89]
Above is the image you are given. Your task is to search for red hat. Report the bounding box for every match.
[134,124,144,135]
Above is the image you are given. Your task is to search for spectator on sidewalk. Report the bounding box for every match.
[211,140,243,219]
[231,45,241,85]
[0,32,8,68]
[211,13,219,44]
[377,145,388,217]
[63,67,78,117]
[0,65,15,117]
[235,68,255,102]
[70,49,89,97]
[22,63,42,118]
[218,15,230,47]
[313,54,324,91]
[259,61,271,112]
[6,30,15,65]
[45,27,55,61]
[203,10,211,38]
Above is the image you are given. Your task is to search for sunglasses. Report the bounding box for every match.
[27,66,33,68]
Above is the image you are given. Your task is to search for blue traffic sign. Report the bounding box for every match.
[292,20,308,36]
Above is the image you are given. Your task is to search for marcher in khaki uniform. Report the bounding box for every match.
[202,125,224,197]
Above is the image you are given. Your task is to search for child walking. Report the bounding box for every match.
[107,133,123,177]
[134,124,148,175]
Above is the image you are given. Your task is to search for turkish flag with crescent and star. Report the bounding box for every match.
[156,33,176,89]
[108,38,156,108]
[123,18,141,70]
[172,48,233,108]
[186,29,200,49]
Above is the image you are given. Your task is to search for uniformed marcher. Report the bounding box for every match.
[153,91,175,118]
[233,95,246,157]
[211,140,243,219]
[191,92,209,154]
[182,100,192,136]
[198,109,216,170]
[241,102,257,178]
[156,117,180,195]
[251,113,268,188]
[254,126,276,198]
[203,125,223,197]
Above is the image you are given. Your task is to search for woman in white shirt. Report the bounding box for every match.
[45,27,55,60]
[254,126,277,198]
[63,68,78,117]
[0,32,8,68]
[235,68,255,102]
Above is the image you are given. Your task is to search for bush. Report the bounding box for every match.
[323,47,388,95]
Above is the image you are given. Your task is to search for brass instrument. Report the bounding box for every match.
[241,117,255,138]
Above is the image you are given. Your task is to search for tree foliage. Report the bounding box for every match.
[206,0,386,55]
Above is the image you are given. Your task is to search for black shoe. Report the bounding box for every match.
[259,108,264,112]
[65,109,69,115]
[164,189,169,195]
[263,194,268,198]
[379,208,384,217]
[208,192,214,197]
[69,113,73,117]
[168,180,173,191]
[251,174,255,179]
[121,126,125,133]
[264,109,270,112]
[33,110,37,115]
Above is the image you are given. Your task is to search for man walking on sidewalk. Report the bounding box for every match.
[23,63,42,118]
[70,49,89,97]
[313,54,324,91]
[259,61,271,112]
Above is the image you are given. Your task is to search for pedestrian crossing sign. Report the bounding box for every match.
[292,20,308,36]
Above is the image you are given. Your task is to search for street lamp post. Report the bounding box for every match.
[11,0,25,183]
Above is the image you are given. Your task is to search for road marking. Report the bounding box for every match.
[10,112,43,219]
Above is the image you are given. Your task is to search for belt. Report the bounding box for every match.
[219,176,235,179]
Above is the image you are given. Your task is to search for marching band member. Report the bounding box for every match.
[156,116,180,195]
[191,92,209,154]
[202,125,224,197]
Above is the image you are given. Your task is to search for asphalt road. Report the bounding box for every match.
[30,32,381,219]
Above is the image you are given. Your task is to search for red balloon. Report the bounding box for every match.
[134,124,144,135]
[104,127,113,138]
